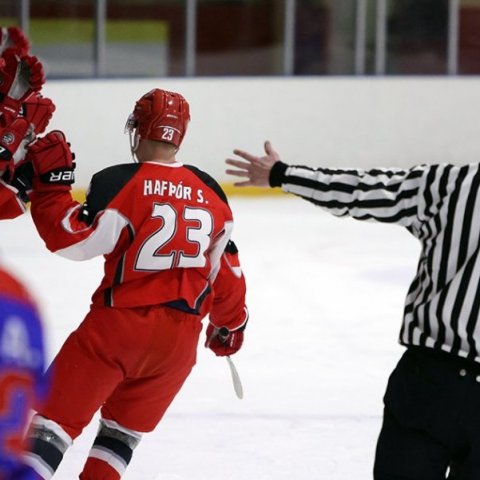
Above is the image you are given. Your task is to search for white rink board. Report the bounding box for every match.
[2,195,421,479]
[41,76,480,188]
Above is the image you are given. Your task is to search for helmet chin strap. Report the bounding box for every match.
[128,129,140,163]
[125,113,140,163]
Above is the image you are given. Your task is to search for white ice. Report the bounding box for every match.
[1,195,421,479]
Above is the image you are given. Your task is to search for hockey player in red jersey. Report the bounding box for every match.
[24,88,248,480]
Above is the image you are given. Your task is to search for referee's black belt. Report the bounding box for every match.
[406,345,480,380]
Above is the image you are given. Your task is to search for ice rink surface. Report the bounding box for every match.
[2,195,422,479]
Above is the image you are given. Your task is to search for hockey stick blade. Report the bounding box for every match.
[226,355,244,399]
[207,326,244,399]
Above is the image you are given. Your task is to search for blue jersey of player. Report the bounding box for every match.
[0,268,45,480]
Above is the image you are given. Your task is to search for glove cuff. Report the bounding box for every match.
[33,168,74,193]
[32,183,72,194]
[38,167,75,186]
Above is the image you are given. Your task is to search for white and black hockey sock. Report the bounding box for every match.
[24,415,73,480]
[86,419,142,477]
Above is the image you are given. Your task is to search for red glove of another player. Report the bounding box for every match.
[27,131,75,192]
[21,93,55,135]
[205,324,244,357]
[0,117,31,166]
[0,27,30,56]
[0,49,44,107]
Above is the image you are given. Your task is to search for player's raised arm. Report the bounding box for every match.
[28,131,126,261]
[27,131,82,247]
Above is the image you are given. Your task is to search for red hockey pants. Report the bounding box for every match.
[38,304,203,439]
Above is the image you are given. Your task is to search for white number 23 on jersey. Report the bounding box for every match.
[135,203,213,270]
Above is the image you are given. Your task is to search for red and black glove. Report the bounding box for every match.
[0,27,30,57]
[21,93,55,135]
[27,130,75,192]
[0,49,45,122]
[205,324,244,357]
[0,117,31,167]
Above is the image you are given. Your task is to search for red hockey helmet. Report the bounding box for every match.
[125,89,190,150]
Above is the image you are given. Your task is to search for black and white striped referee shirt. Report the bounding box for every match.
[270,160,480,363]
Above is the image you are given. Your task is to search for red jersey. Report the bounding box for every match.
[0,179,26,220]
[30,161,247,331]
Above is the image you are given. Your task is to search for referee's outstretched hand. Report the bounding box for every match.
[225,140,280,187]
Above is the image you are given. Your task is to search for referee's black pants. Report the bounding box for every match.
[374,346,480,480]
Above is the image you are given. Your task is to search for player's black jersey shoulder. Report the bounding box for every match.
[184,164,229,206]
[81,163,141,225]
